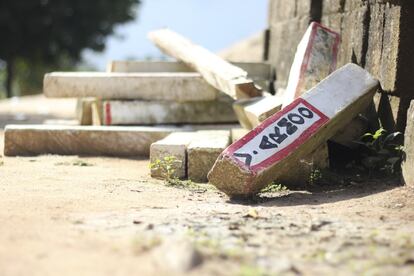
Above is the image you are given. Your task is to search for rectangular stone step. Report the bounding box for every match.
[187,130,231,183]
[150,132,196,179]
[208,63,379,197]
[44,72,219,102]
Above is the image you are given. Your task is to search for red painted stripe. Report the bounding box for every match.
[105,102,112,125]
[224,98,329,173]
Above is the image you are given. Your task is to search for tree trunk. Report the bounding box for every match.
[6,57,14,98]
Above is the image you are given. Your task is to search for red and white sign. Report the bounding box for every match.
[224,98,329,172]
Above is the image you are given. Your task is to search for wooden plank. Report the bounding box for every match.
[108,60,272,81]
[148,29,263,99]
[208,64,379,197]
[44,72,218,102]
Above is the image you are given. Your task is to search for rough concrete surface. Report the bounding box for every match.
[0,96,413,275]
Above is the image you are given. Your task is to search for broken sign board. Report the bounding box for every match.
[208,64,379,197]
[282,22,340,108]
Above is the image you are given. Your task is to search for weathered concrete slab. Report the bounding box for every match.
[108,61,271,81]
[4,125,183,157]
[44,72,218,102]
[231,128,249,143]
[244,95,283,129]
[188,130,231,183]
[282,22,340,108]
[402,101,414,188]
[208,64,379,197]
[150,132,196,179]
[148,29,262,99]
[102,96,237,125]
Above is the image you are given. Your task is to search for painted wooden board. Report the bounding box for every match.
[208,64,379,197]
[102,96,237,125]
[282,22,340,108]
[148,29,262,99]
[108,61,271,81]
[44,72,219,102]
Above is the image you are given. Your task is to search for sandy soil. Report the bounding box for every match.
[0,96,413,276]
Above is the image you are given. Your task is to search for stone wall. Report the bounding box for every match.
[267,0,414,132]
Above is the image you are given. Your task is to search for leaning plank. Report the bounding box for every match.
[4,125,182,157]
[150,132,196,179]
[208,64,379,197]
[282,22,340,108]
[188,130,231,183]
[148,29,262,99]
[102,96,237,125]
[44,72,218,102]
[108,61,271,81]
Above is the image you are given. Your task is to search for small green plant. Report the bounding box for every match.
[149,156,182,184]
[354,127,403,175]
[308,168,323,185]
[260,181,288,193]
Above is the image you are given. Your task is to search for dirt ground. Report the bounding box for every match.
[0,96,413,276]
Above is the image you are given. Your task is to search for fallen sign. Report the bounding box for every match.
[208,64,379,197]
[148,29,262,100]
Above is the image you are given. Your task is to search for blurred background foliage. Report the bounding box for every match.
[0,0,141,98]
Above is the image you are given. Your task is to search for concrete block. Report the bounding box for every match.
[402,101,414,188]
[231,128,249,143]
[188,130,231,183]
[208,64,379,197]
[102,96,237,125]
[44,72,218,102]
[282,22,340,108]
[244,95,283,129]
[76,98,99,125]
[108,60,272,82]
[3,125,183,157]
[150,132,196,179]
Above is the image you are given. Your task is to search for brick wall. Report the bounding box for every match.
[267,0,414,132]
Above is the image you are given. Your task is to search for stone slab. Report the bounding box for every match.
[150,132,196,179]
[187,130,231,183]
[282,22,340,108]
[102,96,237,125]
[108,61,271,81]
[3,125,186,157]
[231,128,249,143]
[244,95,283,129]
[402,101,414,188]
[44,72,219,102]
[208,64,379,197]
[76,98,98,125]
[148,29,262,100]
